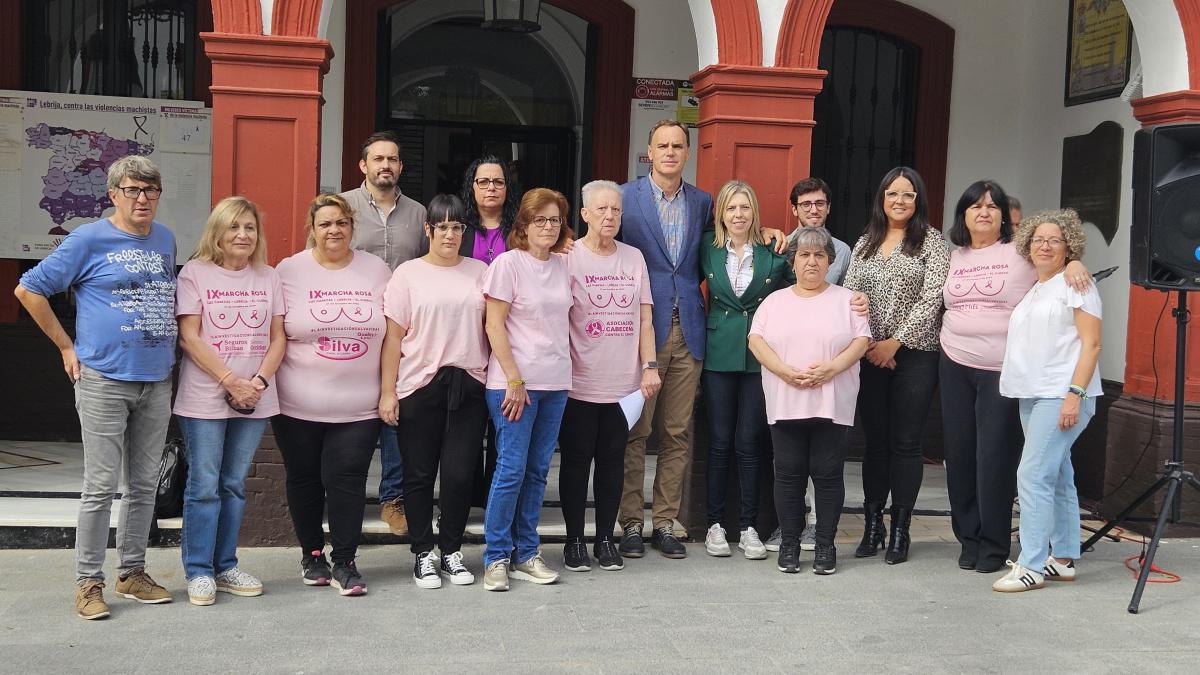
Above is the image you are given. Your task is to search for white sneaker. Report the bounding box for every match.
[739,527,768,560]
[992,560,1045,593]
[705,523,731,557]
[187,575,216,606]
[215,567,263,597]
[800,523,817,551]
[1043,556,1076,582]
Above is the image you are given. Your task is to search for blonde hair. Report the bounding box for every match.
[713,180,763,247]
[191,196,267,266]
[306,193,356,248]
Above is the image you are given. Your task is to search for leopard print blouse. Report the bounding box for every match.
[843,227,951,352]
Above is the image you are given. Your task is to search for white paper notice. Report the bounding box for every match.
[619,390,645,430]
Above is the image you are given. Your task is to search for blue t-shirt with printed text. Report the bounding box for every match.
[20,218,178,381]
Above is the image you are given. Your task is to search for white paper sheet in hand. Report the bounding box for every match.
[619,390,645,430]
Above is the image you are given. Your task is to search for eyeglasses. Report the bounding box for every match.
[795,200,829,211]
[473,178,507,189]
[1030,237,1067,248]
[884,190,918,204]
[432,222,466,235]
[115,185,163,200]
[531,216,563,228]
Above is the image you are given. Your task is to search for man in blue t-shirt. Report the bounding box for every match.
[15,155,178,620]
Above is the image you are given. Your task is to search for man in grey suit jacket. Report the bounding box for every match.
[616,120,712,559]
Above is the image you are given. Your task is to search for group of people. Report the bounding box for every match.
[14,120,1103,621]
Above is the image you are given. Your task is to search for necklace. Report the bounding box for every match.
[483,227,503,259]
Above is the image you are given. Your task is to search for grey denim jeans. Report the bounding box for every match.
[74,364,172,582]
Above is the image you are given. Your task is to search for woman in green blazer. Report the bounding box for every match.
[700,180,794,560]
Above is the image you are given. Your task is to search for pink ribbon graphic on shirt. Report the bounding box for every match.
[588,291,635,308]
[944,279,1006,298]
[206,308,268,330]
[309,305,375,324]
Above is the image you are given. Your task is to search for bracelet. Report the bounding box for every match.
[253,374,270,390]
[1067,384,1087,399]
[508,379,526,387]
[217,371,233,385]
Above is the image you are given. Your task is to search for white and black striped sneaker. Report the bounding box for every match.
[992,560,1045,593]
[1043,556,1076,582]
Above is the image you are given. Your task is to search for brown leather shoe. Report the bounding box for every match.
[380,498,409,536]
[75,579,110,620]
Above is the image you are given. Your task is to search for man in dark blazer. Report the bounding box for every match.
[617,119,710,559]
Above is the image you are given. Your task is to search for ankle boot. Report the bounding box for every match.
[854,501,887,558]
[885,506,913,564]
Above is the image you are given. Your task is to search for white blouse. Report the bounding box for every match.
[999,271,1102,399]
[724,240,755,297]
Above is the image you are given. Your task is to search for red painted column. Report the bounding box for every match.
[202,33,331,264]
[691,65,826,232]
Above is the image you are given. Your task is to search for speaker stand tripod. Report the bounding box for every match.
[1080,289,1200,613]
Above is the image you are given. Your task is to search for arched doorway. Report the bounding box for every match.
[381,2,583,205]
[810,0,954,237]
[343,0,634,195]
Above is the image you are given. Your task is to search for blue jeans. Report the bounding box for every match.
[178,416,268,580]
[483,389,568,566]
[378,425,404,503]
[1015,397,1095,570]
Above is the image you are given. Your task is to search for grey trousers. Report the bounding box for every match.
[74,364,172,582]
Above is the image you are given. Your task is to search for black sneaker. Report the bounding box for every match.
[563,538,591,572]
[650,526,687,559]
[413,550,442,589]
[331,560,367,596]
[619,523,645,558]
[594,537,624,571]
[813,543,837,575]
[301,549,331,586]
[777,540,801,574]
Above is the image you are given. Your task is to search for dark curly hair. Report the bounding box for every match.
[460,156,519,237]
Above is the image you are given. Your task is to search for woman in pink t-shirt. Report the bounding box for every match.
[748,227,872,575]
[479,188,574,591]
[378,194,489,589]
[175,196,285,605]
[273,193,391,597]
[939,181,1090,575]
[559,180,660,574]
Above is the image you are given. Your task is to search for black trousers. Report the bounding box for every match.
[272,415,380,564]
[939,352,1021,566]
[770,419,848,546]
[857,347,939,509]
[701,370,768,529]
[558,398,627,540]
[398,367,488,555]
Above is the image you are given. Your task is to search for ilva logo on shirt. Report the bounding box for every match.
[315,335,368,360]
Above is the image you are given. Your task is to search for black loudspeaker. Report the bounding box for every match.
[1131,124,1200,290]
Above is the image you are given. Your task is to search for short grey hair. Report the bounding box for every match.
[580,180,622,209]
[107,155,162,191]
[791,226,836,264]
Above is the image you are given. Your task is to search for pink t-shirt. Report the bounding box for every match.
[275,249,391,422]
[482,249,572,391]
[173,260,284,419]
[749,284,872,425]
[566,241,653,403]
[384,257,490,399]
[940,241,1037,371]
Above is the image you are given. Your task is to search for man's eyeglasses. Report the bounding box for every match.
[884,190,918,204]
[115,185,163,200]
[473,178,507,189]
[795,200,829,211]
[531,216,563,228]
[432,222,466,235]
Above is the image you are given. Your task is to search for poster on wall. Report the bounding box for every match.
[1065,0,1133,106]
[0,89,212,260]
[628,78,699,183]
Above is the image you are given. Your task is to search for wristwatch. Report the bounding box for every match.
[643,361,659,370]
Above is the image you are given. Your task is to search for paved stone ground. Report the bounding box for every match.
[2,524,1199,674]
